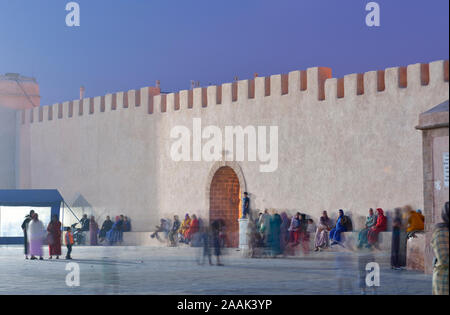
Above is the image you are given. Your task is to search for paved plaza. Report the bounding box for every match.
[0,245,431,295]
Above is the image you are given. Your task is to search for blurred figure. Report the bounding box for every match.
[107,216,123,246]
[288,212,301,245]
[330,209,347,246]
[391,208,406,270]
[357,208,377,248]
[246,217,260,258]
[99,216,113,243]
[27,213,45,260]
[168,215,181,246]
[151,218,170,242]
[431,202,449,295]
[21,210,35,259]
[298,214,310,255]
[406,206,425,239]
[255,212,263,231]
[280,212,290,254]
[123,216,132,232]
[90,216,99,246]
[269,211,282,257]
[211,219,225,266]
[198,225,213,265]
[47,214,62,259]
[259,209,271,249]
[314,210,332,251]
[65,226,74,260]
[80,214,90,232]
[367,208,387,248]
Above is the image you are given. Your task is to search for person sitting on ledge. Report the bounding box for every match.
[406,206,425,239]
[357,208,377,248]
[99,216,113,243]
[151,218,170,241]
[314,210,332,251]
[123,216,131,232]
[367,208,387,249]
[330,209,348,246]
[185,214,199,244]
[178,213,191,243]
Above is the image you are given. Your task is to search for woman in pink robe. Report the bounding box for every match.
[27,213,45,260]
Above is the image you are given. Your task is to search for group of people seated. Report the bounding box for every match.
[246,208,354,257]
[151,213,201,246]
[245,206,425,258]
[95,214,132,245]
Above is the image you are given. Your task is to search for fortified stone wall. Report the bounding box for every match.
[16,60,449,231]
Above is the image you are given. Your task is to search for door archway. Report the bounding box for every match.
[209,166,241,247]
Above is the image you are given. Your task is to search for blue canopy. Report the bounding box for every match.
[0,190,64,244]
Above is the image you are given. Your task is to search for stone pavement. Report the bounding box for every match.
[0,245,431,295]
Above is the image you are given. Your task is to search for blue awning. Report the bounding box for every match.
[0,190,64,244]
[0,189,63,208]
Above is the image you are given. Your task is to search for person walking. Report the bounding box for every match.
[431,202,449,295]
[47,214,62,259]
[27,213,45,260]
[211,219,225,266]
[21,210,35,260]
[65,227,75,259]
[391,208,407,270]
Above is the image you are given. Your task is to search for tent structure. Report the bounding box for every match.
[0,190,68,244]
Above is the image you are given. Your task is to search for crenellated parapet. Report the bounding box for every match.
[20,60,449,125]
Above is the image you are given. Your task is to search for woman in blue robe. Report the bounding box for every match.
[330,209,347,245]
[107,216,123,245]
[269,212,282,257]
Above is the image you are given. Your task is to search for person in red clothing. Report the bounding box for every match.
[367,208,387,248]
[185,214,200,244]
[47,215,62,259]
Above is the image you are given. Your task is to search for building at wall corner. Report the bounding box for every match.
[0,73,40,189]
[0,73,40,110]
[0,60,449,253]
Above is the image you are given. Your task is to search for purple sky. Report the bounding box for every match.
[0,0,448,106]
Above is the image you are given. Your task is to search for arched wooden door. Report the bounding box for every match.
[209,166,240,247]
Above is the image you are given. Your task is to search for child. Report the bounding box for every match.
[65,227,74,260]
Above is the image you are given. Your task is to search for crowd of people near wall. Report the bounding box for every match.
[19,200,448,295]
[20,212,133,260]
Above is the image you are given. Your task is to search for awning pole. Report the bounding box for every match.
[63,200,81,224]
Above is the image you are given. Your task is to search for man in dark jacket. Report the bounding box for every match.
[21,210,35,259]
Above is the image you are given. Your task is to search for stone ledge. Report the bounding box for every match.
[122,232,168,247]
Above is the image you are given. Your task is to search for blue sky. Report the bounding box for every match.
[0,0,448,105]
